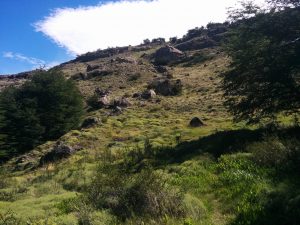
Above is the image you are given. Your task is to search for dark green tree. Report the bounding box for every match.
[0,70,84,161]
[222,3,300,123]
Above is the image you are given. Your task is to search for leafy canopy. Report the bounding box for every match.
[0,70,84,161]
[222,2,300,123]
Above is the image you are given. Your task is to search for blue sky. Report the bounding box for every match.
[0,0,265,75]
[0,0,107,74]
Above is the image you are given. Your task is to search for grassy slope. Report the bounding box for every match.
[0,44,298,224]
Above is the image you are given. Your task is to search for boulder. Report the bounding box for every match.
[86,64,100,72]
[141,89,156,99]
[40,142,82,165]
[132,92,141,98]
[189,117,204,127]
[148,79,182,96]
[87,69,112,78]
[153,45,185,65]
[97,95,110,108]
[111,106,123,115]
[81,117,101,128]
[154,65,168,73]
[112,97,131,107]
[114,57,136,64]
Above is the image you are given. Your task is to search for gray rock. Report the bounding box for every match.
[148,79,182,96]
[153,45,185,65]
[189,117,204,127]
[141,89,156,99]
[40,142,82,165]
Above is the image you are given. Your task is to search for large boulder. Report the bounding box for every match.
[148,79,182,96]
[153,45,185,65]
[40,142,82,165]
[189,117,204,127]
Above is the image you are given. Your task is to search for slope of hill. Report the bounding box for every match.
[0,22,299,225]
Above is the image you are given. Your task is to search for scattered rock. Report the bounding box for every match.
[40,142,82,165]
[153,45,185,65]
[97,95,110,108]
[141,89,156,99]
[154,65,168,73]
[111,106,123,115]
[114,57,136,64]
[189,117,204,127]
[132,92,141,98]
[112,97,132,107]
[86,64,100,72]
[81,117,101,128]
[148,78,182,96]
[87,69,112,78]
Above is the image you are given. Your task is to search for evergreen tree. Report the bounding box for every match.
[0,70,84,161]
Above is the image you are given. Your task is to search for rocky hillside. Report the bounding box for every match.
[2,21,298,225]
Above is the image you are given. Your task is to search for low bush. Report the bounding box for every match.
[86,164,185,221]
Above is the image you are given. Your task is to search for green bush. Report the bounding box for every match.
[86,165,185,221]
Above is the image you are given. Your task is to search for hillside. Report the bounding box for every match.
[0,20,299,225]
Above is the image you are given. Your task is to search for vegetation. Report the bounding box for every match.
[0,1,299,224]
[0,70,84,161]
[223,2,300,122]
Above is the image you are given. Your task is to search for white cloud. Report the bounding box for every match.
[34,0,266,55]
[2,52,61,70]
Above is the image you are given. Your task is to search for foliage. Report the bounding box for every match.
[0,70,84,161]
[223,5,300,122]
[86,164,185,222]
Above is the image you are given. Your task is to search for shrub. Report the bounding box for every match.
[86,165,185,221]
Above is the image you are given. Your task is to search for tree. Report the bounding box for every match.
[222,4,300,123]
[0,70,84,161]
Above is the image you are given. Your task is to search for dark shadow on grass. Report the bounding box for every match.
[154,126,300,164]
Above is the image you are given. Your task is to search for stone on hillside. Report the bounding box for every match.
[87,69,112,78]
[141,89,156,100]
[81,117,101,128]
[189,117,204,127]
[114,57,136,64]
[112,97,131,107]
[154,65,168,73]
[148,78,182,96]
[72,72,87,80]
[153,45,185,65]
[86,64,100,72]
[40,142,82,165]
[97,96,110,108]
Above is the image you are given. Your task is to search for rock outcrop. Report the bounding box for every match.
[40,142,82,165]
[148,79,183,96]
[153,45,185,65]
